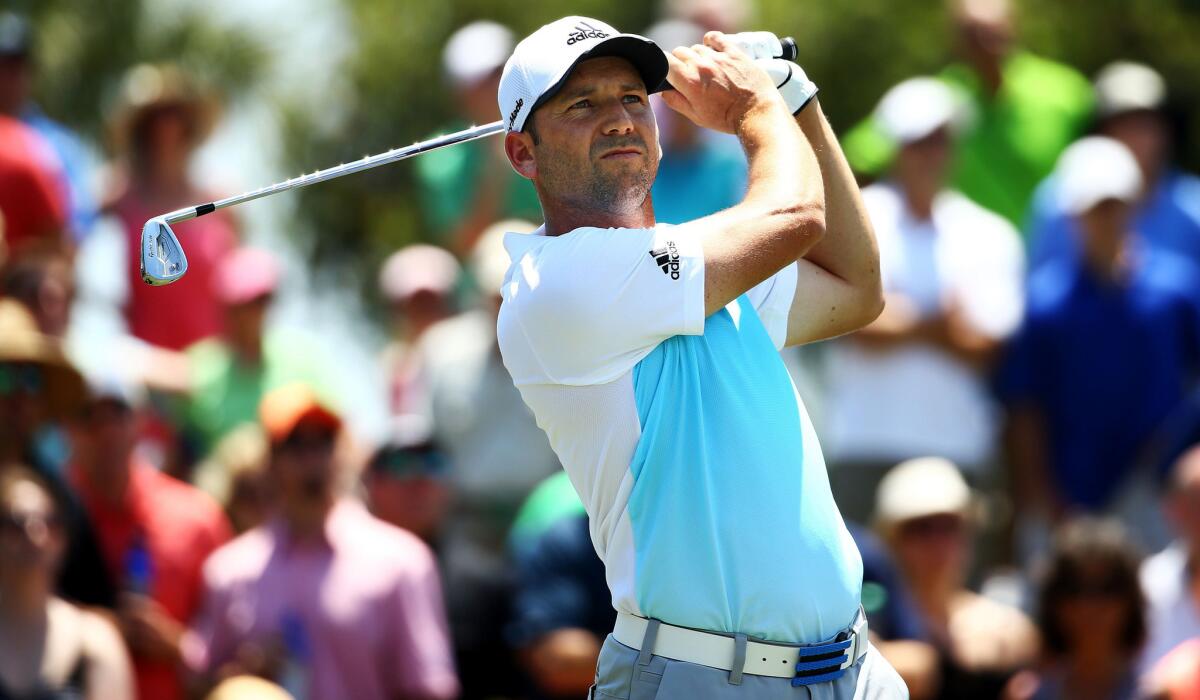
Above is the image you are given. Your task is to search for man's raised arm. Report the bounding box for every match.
[661,33,827,318]
[785,101,885,346]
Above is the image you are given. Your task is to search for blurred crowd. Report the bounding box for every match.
[3,0,1200,698]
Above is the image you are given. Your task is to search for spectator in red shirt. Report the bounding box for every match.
[67,377,232,700]
[0,115,67,258]
[105,63,236,350]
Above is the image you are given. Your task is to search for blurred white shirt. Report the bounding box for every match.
[1140,542,1200,675]
[825,182,1025,470]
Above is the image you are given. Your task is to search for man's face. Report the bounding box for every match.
[509,56,659,216]
[70,399,137,482]
[894,128,952,194]
[1100,111,1168,181]
[271,421,337,508]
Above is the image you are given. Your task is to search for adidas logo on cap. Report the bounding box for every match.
[566,21,610,45]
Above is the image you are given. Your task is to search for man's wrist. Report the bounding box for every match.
[734,93,793,140]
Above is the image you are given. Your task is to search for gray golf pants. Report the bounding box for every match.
[589,632,909,699]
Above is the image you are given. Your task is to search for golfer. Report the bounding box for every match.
[496,16,906,698]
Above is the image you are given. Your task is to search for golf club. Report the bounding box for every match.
[140,36,798,286]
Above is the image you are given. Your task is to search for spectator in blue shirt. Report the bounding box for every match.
[1028,62,1200,272]
[0,12,97,239]
[644,19,747,226]
[1000,137,1200,522]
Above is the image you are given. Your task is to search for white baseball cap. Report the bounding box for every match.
[1056,136,1143,216]
[875,77,964,145]
[498,16,669,133]
[1094,61,1166,119]
[875,457,973,526]
[443,21,514,88]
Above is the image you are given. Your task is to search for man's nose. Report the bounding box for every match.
[601,102,635,135]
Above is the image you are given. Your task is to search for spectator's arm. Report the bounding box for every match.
[785,101,885,346]
[387,543,459,700]
[82,609,135,700]
[523,628,604,697]
[1006,404,1062,520]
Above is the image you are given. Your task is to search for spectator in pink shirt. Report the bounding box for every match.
[187,384,459,700]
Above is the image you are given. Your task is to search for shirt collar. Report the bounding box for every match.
[502,224,548,262]
[269,498,367,553]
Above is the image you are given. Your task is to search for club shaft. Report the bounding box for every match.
[162,120,506,225]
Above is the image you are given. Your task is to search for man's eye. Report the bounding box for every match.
[570,99,591,109]
[623,95,643,104]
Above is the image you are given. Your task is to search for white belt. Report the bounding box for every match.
[612,612,869,680]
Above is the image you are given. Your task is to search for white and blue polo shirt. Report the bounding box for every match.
[497,223,862,644]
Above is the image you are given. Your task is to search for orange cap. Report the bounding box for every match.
[258,384,341,443]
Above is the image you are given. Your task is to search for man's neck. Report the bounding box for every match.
[542,196,655,237]
[282,498,335,542]
[81,459,133,508]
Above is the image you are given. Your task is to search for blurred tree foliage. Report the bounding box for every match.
[11,0,1200,293]
[288,0,1200,286]
[10,0,263,148]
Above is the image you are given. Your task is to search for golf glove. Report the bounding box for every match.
[755,57,819,115]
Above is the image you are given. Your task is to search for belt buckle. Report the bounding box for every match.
[790,633,853,687]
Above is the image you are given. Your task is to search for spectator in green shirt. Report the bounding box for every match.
[415,21,542,256]
[183,247,333,457]
[843,0,1093,229]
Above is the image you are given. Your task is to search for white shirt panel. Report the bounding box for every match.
[500,224,704,387]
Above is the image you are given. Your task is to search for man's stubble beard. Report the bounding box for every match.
[536,137,658,216]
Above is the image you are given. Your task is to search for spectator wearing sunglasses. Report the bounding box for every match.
[876,457,1037,699]
[1008,518,1145,700]
[188,385,458,700]
[0,466,133,700]
[363,428,452,545]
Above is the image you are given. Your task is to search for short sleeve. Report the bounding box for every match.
[499,225,705,386]
[744,263,798,350]
[386,544,459,700]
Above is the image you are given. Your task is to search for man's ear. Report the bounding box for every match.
[505,131,537,181]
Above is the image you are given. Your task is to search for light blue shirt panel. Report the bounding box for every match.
[627,295,863,644]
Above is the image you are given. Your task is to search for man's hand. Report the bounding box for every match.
[118,593,185,663]
[661,31,787,135]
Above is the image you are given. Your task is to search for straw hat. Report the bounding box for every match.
[0,299,84,419]
[108,63,219,156]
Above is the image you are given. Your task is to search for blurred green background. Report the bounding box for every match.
[17,0,1200,286]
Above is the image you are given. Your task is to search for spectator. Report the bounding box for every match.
[0,12,98,239]
[378,244,461,417]
[825,78,1025,523]
[644,20,748,226]
[0,298,112,608]
[105,63,236,351]
[418,220,558,534]
[415,220,557,697]
[2,248,73,337]
[877,457,1037,698]
[850,522,941,700]
[67,376,232,700]
[1029,62,1200,269]
[999,137,1200,524]
[0,114,67,258]
[507,471,611,700]
[1140,445,1200,674]
[363,428,452,544]
[0,467,134,700]
[188,384,458,700]
[1008,518,1144,700]
[415,21,541,254]
[192,424,273,535]
[843,0,1093,227]
[185,247,334,458]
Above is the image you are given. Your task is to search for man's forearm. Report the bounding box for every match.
[795,101,881,296]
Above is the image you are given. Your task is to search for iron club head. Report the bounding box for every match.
[140,217,189,286]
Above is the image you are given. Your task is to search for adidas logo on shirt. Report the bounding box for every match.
[649,241,681,280]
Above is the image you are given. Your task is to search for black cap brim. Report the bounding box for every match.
[524,34,669,130]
